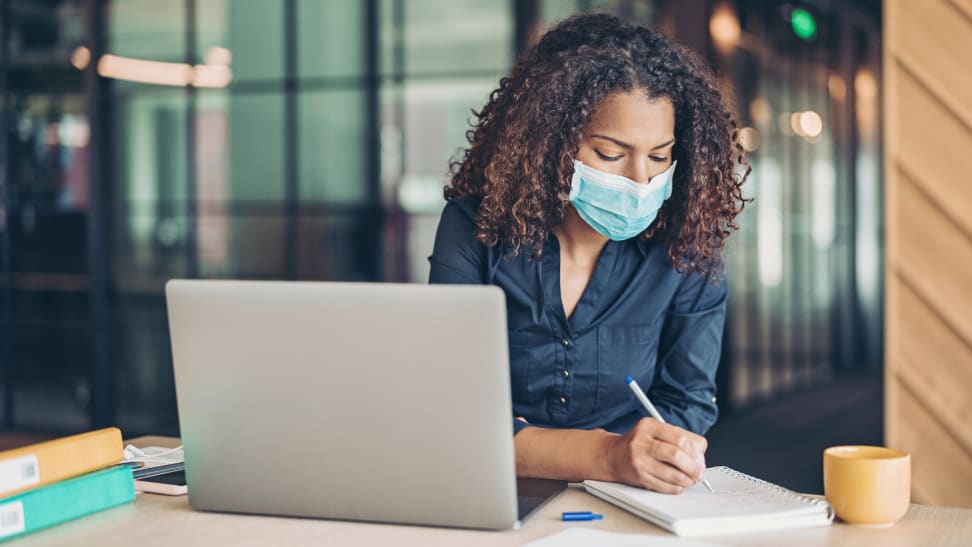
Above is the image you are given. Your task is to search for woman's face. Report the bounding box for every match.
[575,90,676,184]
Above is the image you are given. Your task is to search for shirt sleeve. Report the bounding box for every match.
[428,199,486,284]
[648,268,727,435]
[429,199,527,436]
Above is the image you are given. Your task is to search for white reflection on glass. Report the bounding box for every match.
[749,97,772,129]
[827,73,846,102]
[710,2,741,53]
[811,159,835,249]
[856,156,880,307]
[757,159,783,288]
[397,174,445,213]
[71,46,91,69]
[798,111,823,139]
[739,126,760,152]
[95,53,232,88]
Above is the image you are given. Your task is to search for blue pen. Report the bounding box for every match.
[562,511,604,521]
[625,376,714,493]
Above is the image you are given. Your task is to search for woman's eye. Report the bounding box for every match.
[595,150,623,161]
[650,156,669,163]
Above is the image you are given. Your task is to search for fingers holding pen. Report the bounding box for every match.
[640,419,707,477]
[606,418,708,493]
[633,419,706,481]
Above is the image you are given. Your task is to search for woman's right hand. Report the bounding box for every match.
[602,417,708,494]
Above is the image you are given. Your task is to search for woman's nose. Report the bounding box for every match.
[625,159,658,185]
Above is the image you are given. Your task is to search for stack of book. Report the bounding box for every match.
[0,427,134,542]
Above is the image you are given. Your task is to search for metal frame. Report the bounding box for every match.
[365,0,382,279]
[85,0,111,428]
[186,0,199,279]
[1,0,13,428]
[832,10,860,374]
[284,0,299,280]
[514,0,539,57]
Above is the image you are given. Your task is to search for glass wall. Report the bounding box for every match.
[105,0,382,432]
[106,0,187,433]
[1,0,91,431]
[715,2,883,408]
[1,0,883,434]
[379,0,513,282]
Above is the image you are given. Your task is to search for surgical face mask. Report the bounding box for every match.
[567,159,677,241]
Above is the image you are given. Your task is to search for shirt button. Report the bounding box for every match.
[559,396,567,405]
[712,396,718,403]
[561,369,570,379]
[561,339,570,348]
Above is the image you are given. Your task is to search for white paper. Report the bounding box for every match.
[524,528,728,547]
[126,446,184,469]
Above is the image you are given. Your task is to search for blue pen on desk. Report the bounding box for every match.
[562,511,604,521]
[625,376,714,493]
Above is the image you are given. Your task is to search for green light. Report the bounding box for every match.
[791,8,817,41]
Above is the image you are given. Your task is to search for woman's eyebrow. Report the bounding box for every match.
[591,134,633,149]
[650,138,676,150]
[591,134,675,150]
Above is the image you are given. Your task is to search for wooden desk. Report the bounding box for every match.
[11,437,972,546]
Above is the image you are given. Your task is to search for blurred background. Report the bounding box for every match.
[1,0,886,493]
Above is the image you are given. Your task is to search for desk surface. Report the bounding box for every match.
[11,436,972,547]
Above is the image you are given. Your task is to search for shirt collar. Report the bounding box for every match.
[545,231,651,257]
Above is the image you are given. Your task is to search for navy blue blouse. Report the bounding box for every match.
[428,197,725,436]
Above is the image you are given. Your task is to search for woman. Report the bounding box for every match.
[429,14,748,494]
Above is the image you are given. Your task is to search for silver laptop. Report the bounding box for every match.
[165,280,564,530]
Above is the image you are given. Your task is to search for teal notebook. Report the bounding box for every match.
[0,465,134,542]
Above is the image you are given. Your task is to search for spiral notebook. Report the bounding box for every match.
[583,466,834,537]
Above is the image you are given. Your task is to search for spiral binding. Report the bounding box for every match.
[715,466,835,519]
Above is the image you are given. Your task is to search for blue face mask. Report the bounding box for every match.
[568,159,677,241]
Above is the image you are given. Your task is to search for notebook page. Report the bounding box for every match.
[585,466,823,522]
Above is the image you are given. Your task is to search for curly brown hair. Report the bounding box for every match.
[445,14,750,275]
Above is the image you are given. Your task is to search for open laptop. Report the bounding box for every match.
[165,280,565,530]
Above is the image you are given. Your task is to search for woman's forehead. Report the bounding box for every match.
[586,91,675,146]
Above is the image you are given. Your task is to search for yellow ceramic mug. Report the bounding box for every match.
[823,446,911,526]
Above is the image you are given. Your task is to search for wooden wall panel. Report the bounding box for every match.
[895,385,972,506]
[950,0,972,22]
[885,0,972,508]
[892,283,972,457]
[892,0,972,117]
[893,75,972,239]
[895,171,972,342]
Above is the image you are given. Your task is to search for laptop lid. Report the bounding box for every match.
[166,280,536,530]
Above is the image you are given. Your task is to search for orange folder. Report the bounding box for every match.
[0,427,123,498]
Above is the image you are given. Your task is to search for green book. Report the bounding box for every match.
[0,466,134,542]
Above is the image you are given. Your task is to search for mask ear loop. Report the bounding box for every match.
[561,156,583,202]
[663,160,677,199]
